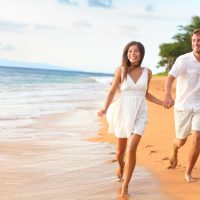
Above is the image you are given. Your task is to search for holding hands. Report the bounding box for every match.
[163,96,174,109]
[98,96,174,118]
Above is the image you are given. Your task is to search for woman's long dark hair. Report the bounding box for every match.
[121,41,145,81]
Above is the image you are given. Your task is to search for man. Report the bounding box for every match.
[164,28,200,182]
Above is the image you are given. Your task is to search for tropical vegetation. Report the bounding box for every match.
[157,16,200,72]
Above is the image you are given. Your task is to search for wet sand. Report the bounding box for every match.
[0,110,169,200]
[91,76,200,200]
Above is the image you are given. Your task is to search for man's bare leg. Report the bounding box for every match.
[185,132,200,182]
[169,138,187,168]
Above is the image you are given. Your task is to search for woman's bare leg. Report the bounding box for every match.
[121,134,141,196]
[116,138,127,181]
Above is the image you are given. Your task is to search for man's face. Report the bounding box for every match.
[192,33,200,53]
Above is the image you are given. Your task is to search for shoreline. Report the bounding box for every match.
[91,76,200,200]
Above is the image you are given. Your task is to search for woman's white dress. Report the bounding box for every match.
[106,68,148,138]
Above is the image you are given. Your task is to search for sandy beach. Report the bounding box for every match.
[1,69,199,200]
[91,76,200,200]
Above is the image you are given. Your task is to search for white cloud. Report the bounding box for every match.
[73,19,93,29]
[88,0,113,8]
[58,0,78,6]
[0,42,15,51]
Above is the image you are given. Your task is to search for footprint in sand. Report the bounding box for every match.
[145,145,154,148]
[150,150,158,153]
[162,156,169,160]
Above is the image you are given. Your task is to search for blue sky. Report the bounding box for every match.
[0,0,199,73]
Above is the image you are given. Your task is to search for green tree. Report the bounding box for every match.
[158,16,200,72]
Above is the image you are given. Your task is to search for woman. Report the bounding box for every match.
[98,41,163,196]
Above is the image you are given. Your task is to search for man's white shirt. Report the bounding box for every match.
[169,52,200,112]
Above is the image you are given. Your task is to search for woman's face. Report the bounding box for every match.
[127,44,141,65]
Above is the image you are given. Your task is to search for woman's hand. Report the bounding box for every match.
[163,96,174,109]
[98,109,106,117]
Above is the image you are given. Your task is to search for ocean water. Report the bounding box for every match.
[0,66,112,139]
[0,66,169,200]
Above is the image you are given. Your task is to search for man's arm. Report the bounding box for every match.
[164,75,175,108]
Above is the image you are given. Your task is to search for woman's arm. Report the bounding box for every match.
[98,67,121,117]
[145,69,163,106]
[146,92,163,106]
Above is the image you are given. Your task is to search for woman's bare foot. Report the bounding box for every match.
[120,184,129,197]
[116,166,124,182]
[116,162,125,182]
[185,173,196,182]
[168,150,178,168]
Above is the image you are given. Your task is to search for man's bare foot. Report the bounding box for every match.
[185,174,196,182]
[168,151,178,168]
